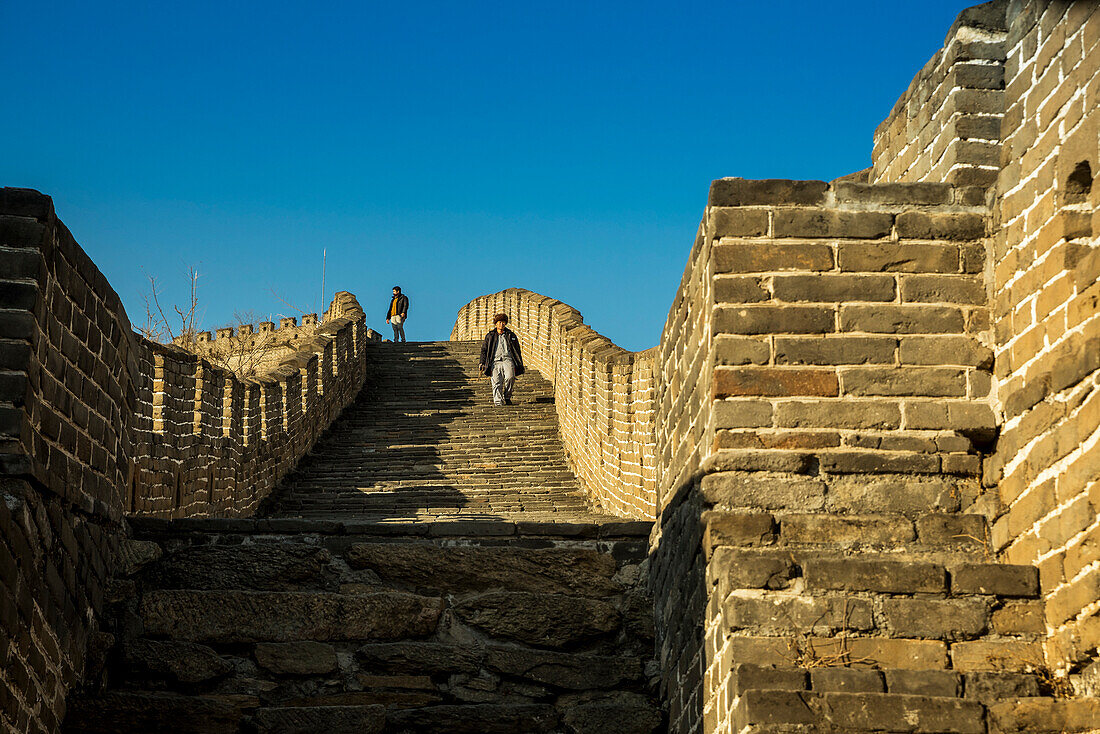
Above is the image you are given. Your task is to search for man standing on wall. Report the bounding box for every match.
[479,314,525,406]
[386,286,409,342]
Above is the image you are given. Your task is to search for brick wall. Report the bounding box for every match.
[0,188,375,732]
[451,289,657,519]
[871,0,1008,191]
[648,176,1004,733]
[987,1,1100,674]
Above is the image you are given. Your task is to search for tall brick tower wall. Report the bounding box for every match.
[0,191,378,732]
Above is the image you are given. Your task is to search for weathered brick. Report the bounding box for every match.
[699,473,826,512]
[713,400,773,428]
[897,211,985,239]
[771,274,895,303]
[728,664,806,695]
[841,367,968,397]
[951,640,1043,672]
[839,304,966,333]
[724,595,873,633]
[710,549,796,591]
[809,668,883,693]
[773,209,894,239]
[713,276,769,303]
[713,368,839,398]
[708,178,829,207]
[774,336,896,365]
[838,242,959,273]
[774,400,901,429]
[703,511,776,549]
[818,450,941,474]
[713,305,834,335]
[713,242,833,273]
[780,514,914,545]
[884,669,960,697]
[990,602,1045,635]
[708,208,769,237]
[715,429,839,450]
[803,558,946,593]
[951,564,1039,597]
[897,335,992,367]
[714,335,770,366]
[833,182,952,205]
[883,598,990,640]
[899,275,986,304]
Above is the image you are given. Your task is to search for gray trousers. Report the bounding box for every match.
[391,320,406,342]
[491,358,515,405]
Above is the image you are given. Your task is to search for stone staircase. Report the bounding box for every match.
[62,341,663,733]
[264,341,612,522]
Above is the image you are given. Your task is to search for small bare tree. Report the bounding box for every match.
[139,266,201,344]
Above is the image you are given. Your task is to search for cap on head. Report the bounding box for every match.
[493,313,508,325]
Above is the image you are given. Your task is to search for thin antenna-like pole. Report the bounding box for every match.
[320,248,327,321]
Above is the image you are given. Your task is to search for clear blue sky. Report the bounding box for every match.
[2,1,977,351]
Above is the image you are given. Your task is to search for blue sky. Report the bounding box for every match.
[2,1,977,351]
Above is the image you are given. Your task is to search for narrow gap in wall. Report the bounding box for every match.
[1065,160,1092,205]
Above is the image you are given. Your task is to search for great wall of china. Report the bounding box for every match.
[1,1,1098,732]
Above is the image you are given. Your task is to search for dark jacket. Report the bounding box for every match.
[479,328,525,377]
[387,293,409,320]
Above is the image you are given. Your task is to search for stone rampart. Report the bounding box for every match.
[987,1,1100,674]
[451,289,657,519]
[0,188,373,731]
[871,0,1008,190]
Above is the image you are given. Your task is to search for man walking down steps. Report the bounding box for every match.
[479,313,525,406]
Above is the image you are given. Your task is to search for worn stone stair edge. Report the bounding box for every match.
[126,515,653,538]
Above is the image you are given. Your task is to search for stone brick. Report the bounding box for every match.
[838,242,960,272]
[951,564,1039,597]
[713,275,769,303]
[990,602,1045,635]
[834,181,952,205]
[771,274,896,302]
[818,450,941,474]
[883,669,960,697]
[713,368,839,398]
[723,595,873,633]
[710,548,796,590]
[703,511,776,548]
[714,335,770,366]
[803,558,946,593]
[713,305,834,335]
[780,514,914,545]
[987,697,1100,734]
[841,366,968,397]
[899,275,986,304]
[809,668,883,693]
[951,640,1043,672]
[254,641,338,675]
[709,178,829,207]
[140,590,444,643]
[839,304,966,333]
[454,591,619,648]
[773,209,894,239]
[774,400,901,429]
[897,335,993,367]
[883,598,990,640]
[774,336,896,365]
[699,473,826,512]
[713,242,834,273]
[728,664,806,695]
[708,208,769,237]
[914,514,989,548]
[714,399,773,428]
